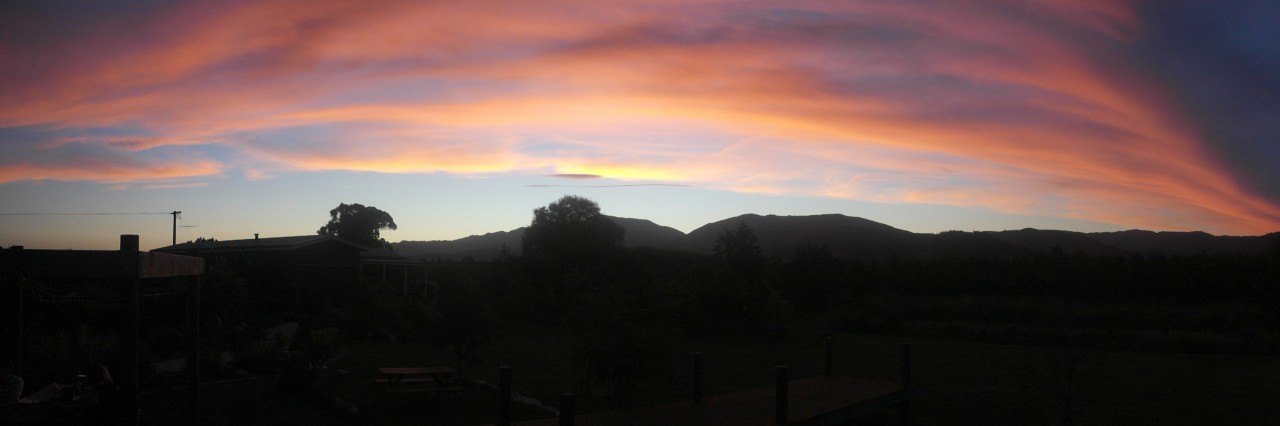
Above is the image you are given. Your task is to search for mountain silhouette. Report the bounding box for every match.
[684,214,918,260]
[396,228,525,261]
[986,228,1130,257]
[393,215,686,260]
[1089,230,1277,256]
[610,216,687,249]
[393,214,1279,261]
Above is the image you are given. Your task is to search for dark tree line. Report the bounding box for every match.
[29,195,1262,413]
[473,196,1280,362]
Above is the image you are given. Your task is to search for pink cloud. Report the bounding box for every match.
[0,158,222,184]
[142,182,210,190]
[0,0,1276,234]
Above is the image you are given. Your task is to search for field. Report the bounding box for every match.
[147,318,1280,425]
[57,244,1280,425]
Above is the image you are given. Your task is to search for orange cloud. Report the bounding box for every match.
[1,0,1276,234]
[0,159,222,184]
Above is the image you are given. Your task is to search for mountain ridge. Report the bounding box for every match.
[393,214,1279,261]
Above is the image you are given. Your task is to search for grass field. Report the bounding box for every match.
[141,319,1280,425]
[318,321,1280,425]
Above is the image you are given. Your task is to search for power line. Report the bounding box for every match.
[0,212,173,216]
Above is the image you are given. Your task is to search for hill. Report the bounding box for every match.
[395,228,524,261]
[610,216,687,249]
[684,214,918,260]
[394,214,1279,261]
[987,229,1129,257]
[394,215,688,260]
[1088,230,1277,256]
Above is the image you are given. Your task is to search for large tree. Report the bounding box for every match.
[521,195,624,259]
[714,221,763,271]
[317,203,398,248]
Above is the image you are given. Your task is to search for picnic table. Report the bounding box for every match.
[376,367,461,397]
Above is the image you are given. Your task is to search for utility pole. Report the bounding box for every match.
[171,211,182,246]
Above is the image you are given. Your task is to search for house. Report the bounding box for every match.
[1,235,205,424]
[153,234,427,301]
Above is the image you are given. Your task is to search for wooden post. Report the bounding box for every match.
[776,365,788,425]
[16,276,23,376]
[900,343,911,388]
[170,211,180,246]
[824,335,833,377]
[497,366,512,426]
[559,393,575,426]
[900,343,912,426]
[121,235,141,426]
[693,352,704,404]
[187,275,202,422]
[12,246,25,379]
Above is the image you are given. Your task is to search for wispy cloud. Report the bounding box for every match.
[0,158,222,184]
[142,182,210,190]
[549,174,603,180]
[0,0,1276,233]
[528,184,691,188]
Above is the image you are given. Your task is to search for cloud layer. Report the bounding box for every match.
[1,0,1277,233]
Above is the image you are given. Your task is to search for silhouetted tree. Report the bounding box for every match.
[521,195,624,261]
[713,221,764,272]
[567,293,672,408]
[316,203,397,248]
[784,243,841,313]
[696,222,787,332]
[430,282,493,378]
[1017,341,1098,426]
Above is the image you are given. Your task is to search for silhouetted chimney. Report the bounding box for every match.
[254,233,259,240]
[120,235,139,252]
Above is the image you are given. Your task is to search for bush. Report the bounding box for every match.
[567,293,673,407]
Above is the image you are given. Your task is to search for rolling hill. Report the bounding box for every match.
[393,214,1279,261]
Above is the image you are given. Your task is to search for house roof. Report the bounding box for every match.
[158,235,332,252]
[155,234,418,265]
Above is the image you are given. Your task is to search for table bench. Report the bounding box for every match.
[377,367,461,397]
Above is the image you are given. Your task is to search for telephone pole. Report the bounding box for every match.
[171,211,182,246]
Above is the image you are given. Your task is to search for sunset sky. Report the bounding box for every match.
[2,0,1278,250]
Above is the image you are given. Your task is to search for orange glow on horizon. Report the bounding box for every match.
[1,0,1277,235]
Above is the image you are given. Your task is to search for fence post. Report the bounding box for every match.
[187,275,201,423]
[122,235,141,426]
[497,366,512,426]
[559,393,575,426]
[693,352,704,404]
[11,246,25,391]
[824,335,833,377]
[900,343,912,426]
[776,365,789,424]
[900,343,911,388]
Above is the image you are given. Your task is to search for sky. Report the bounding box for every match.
[2,0,1278,250]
